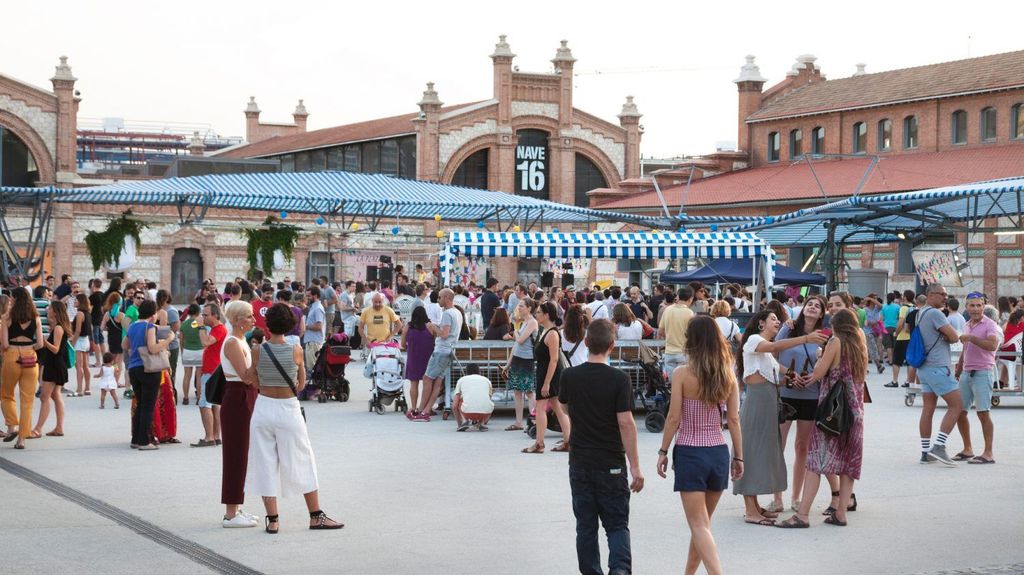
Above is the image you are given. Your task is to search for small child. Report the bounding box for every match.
[96,352,120,409]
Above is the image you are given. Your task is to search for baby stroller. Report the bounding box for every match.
[633,341,669,433]
[367,342,409,415]
[308,333,352,403]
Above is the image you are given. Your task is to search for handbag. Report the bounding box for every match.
[136,324,170,373]
[204,366,226,405]
[776,379,798,424]
[17,352,37,368]
[263,343,306,422]
[816,379,853,436]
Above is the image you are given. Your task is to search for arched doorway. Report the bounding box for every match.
[574,153,608,207]
[451,148,489,189]
[171,248,203,304]
[0,126,40,187]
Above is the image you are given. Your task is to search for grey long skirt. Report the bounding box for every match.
[732,383,788,496]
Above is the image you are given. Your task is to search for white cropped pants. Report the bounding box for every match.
[245,394,319,498]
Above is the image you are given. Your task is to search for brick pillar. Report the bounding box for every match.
[414,83,443,181]
[618,97,642,180]
[292,100,309,132]
[983,220,998,297]
[52,203,74,277]
[491,35,515,127]
[552,40,575,132]
[553,135,575,206]
[159,248,173,291]
[244,97,261,143]
[50,56,78,183]
[861,243,875,269]
[733,56,767,160]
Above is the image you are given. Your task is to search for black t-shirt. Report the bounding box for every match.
[481,290,502,328]
[54,283,71,300]
[558,362,632,470]
[906,307,919,332]
[89,292,105,326]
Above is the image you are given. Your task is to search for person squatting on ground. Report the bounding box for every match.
[657,316,742,575]
[952,292,1001,465]
[454,363,494,432]
[244,302,344,533]
[559,318,643,575]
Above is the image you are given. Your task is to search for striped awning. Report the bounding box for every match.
[35,171,659,226]
[728,176,1024,245]
[440,231,776,287]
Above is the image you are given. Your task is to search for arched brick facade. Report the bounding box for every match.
[0,109,56,185]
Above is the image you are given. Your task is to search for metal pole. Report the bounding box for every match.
[825,221,838,291]
[650,176,671,219]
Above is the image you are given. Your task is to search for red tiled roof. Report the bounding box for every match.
[749,50,1024,122]
[596,144,1024,210]
[219,102,483,159]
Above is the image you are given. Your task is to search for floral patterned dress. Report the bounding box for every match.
[807,358,865,480]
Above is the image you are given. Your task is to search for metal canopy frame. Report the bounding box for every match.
[0,187,55,282]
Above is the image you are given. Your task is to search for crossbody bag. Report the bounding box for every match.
[262,343,306,422]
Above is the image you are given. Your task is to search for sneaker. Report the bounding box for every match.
[237,508,259,522]
[919,452,935,464]
[901,382,910,388]
[137,444,159,451]
[877,364,885,374]
[222,513,258,528]
[457,422,471,432]
[884,381,898,388]
[476,423,489,432]
[928,446,957,467]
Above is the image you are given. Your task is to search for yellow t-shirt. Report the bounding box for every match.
[896,306,912,341]
[661,304,695,355]
[359,306,400,343]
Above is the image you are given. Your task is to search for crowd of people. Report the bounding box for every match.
[0,269,1017,572]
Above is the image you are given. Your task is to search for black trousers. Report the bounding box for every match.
[129,367,161,446]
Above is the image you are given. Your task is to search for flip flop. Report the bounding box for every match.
[744,516,776,526]
[551,443,569,452]
[27,431,41,439]
[504,424,524,431]
[45,431,64,437]
[952,452,975,461]
[968,456,995,464]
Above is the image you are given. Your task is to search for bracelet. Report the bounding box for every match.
[732,457,743,462]
[658,448,668,456]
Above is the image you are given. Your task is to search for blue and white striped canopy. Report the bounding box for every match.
[38,171,658,225]
[440,231,776,287]
[728,176,1024,245]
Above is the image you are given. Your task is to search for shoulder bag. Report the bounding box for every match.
[263,343,306,422]
[137,324,171,373]
[204,366,226,405]
[561,336,583,368]
[815,378,853,436]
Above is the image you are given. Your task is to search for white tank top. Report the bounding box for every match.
[219,335,251,381]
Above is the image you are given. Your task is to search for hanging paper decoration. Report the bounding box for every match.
[710,224,718,232]
[552,227,559,233]
[436,230,445,238]
[513,225,521,233]
[316,217,325,225]
[279,211,288,219]
[476,221,485,228]
[351,222,360,231]
[434,214,442,222]
[392,226,400,235]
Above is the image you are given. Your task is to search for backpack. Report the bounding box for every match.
[905,308,941,368]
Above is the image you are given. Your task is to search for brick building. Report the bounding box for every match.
[596,50,1024,297]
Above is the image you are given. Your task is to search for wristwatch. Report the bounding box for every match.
[658,448,668,456]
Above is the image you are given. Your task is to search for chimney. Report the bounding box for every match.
[244,97,261,143]
[617,96,642,180]
[733,55,767,156]
[188,131,206,156]
[551,40,576,129]
[292,99,309,132]
[490,35,515,126]
[50,56,78,182]
[853,63,866,76]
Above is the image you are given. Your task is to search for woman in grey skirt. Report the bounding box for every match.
[733,310,826,526]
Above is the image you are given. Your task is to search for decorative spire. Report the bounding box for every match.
[245,96,260,114]
[418,82,443,109]
[51,56,76,82]
[733,55,767,83]
[854,63,866,76]
[551,40,576,64]
[188,131,206,155]
[490,34,515,59]
[293,99,308,116]
[617,95,642,120]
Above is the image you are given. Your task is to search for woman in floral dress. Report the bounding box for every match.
[777,308,866,528]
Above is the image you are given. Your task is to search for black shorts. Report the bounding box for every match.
[883,330,896,349]
[673,444,729,492]
[781,396,817,421]
[893,339,909,366]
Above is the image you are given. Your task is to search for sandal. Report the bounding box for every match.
[2,432,16,443]
[968,456,996,464]
[824,515,847,527]
[265,514,279,534]
[27,430,41,439]
[551,443,569,452]
[46,431,64,437]
[309,510,344,530]
[757,506,780,519]
[504,424,524,431]
[775,515,809,529]
[764,501,785,514]
[744,516,776,526]
[823,490,840,516]
[521,443,545,454]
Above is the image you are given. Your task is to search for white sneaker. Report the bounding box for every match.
[237,508,259,522]
[222,513,258,528]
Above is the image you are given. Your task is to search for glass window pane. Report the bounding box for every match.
[768,132,780,161]
[327,147,342,171]
[452,148,489,190]
[789,130,802,157]
[878,119,892,150]
[574,153,608,207]
[279,154,294,172]
[982,108,997,141]
[953,111,967,144]
[310,149,326,172]
[812,127,825,154]
[362,141,380,173]
[904,116,918,148]
[294,151,311,172]
[1013,105,1024,139]
[380,139,399,176]
[854,122,867,153]
[343,146,360,172]
[399,136,416,179]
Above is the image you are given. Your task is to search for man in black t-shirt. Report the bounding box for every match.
[480,277,502,328]
[88,278,107,366]
[559,319,643,575]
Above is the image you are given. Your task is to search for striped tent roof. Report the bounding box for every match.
[40,171,658,225]
[727,176,1024,246]
[440,231,776,287]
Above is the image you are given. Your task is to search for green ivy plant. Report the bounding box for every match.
[83,210,148,271]
[243,215,301,275]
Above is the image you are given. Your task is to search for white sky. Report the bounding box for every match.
[3,0,1020,158]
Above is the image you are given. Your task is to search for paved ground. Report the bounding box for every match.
[1,362,1022,575]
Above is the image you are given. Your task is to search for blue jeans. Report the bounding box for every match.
[569,465,632,575]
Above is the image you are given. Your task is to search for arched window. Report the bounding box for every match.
[952,110,967,144]
[574,153,608,207]
[451,148,489,190]
[0,127,40,187]
[811,126,825,154]
[767,132,780,162]
[1013,104,1024,140]
[877,119,892,151]
[852,122,867,153]
[980,107,997,142]
[903,115,918,149]
[789,129,803,158]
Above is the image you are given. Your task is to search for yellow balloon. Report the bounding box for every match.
[351,222,360,231]
[434,214,442,222]
[513,225,521,233]
[436,230,445,238]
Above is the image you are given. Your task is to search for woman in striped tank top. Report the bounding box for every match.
[656,316,743,575]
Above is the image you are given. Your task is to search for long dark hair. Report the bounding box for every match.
[48,300,72,340]
[562,304,589,344]
[409,306,429,330]
[790,295,826,338]
[685,316,737,404]
[9,289,38,325]
[489,307,510,329]
[738,310,776,378]
[831,308,868,383]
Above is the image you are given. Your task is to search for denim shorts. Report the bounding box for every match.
[92,325,105,345]
[663,353,687,379]
[917,366,958,396]
[959,369,994,412]
[424,351,452,380]
[673,444,729,492]
[197,373,213,409]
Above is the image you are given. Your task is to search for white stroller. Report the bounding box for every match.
[367,342,409,415]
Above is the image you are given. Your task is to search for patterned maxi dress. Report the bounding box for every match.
[807,359,865,480]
